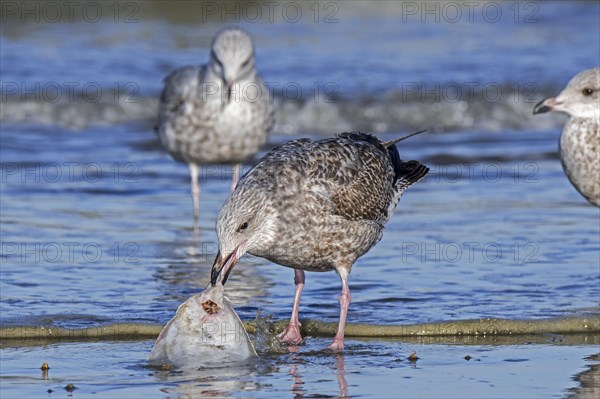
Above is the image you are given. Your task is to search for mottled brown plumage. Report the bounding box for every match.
[211,132,429,351]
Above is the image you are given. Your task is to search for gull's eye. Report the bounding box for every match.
[582,88,593,96]
[241,58,251,68]
[238,222,249,231]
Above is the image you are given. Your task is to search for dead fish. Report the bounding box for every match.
[148,282,257,369]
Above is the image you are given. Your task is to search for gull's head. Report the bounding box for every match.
[209,28,256,93]
[534,67,600,119]
[211,184,275,286]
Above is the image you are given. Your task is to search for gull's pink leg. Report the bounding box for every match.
[230,164,241,192]
[278,269,305,345]
[328,276,351,352]
[189,163,200,231]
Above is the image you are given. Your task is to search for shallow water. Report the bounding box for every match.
[1,1,600,398]
[1,337,599,399]
[2,123,599,397]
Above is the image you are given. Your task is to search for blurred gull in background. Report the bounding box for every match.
[156,27,273,228]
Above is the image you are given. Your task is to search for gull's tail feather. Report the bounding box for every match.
[384,159,429,222]
[394,160,429,192]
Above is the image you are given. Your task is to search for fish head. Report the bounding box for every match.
[149,282,257,368]
[198,281,225,314]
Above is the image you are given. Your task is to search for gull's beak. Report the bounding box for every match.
[533,97,560,114]
[211,243,245,286]
[225,79,234,104]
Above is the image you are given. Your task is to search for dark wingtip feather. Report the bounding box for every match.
[338,131,429,186]
[387,142,428,186]
[396,160,429,187]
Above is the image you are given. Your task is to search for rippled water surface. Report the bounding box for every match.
[1,1,599,398]
[1,338,598,399]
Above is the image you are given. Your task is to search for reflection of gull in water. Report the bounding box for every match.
[152,356,349,399]
[290,360,305,399]
[286,350,349,399]
[335,354,348,398]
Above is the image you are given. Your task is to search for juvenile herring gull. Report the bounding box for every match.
[534,67,600,206]
[157,28,273,225]
[211,132,429,351]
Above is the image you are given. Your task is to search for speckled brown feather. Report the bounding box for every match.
[220,133,429,273]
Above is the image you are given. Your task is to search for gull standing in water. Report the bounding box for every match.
[211,131,429,351]
[534,67,599,206]
[157,28,273,227]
